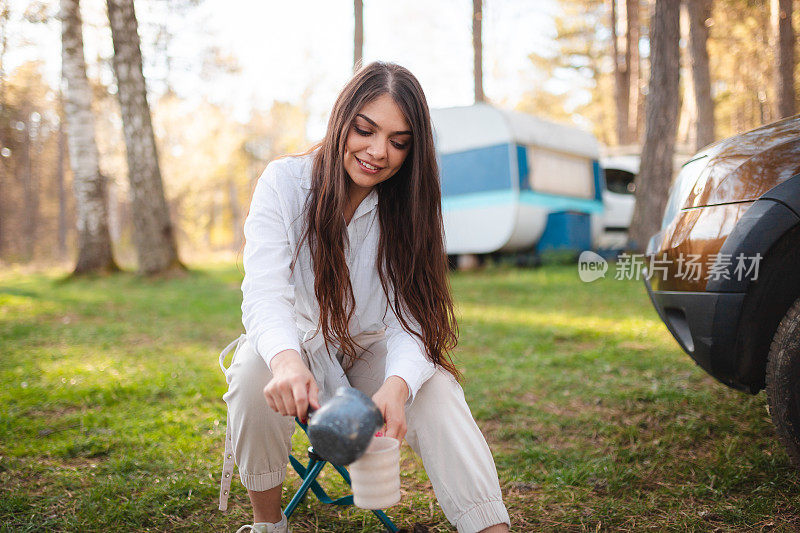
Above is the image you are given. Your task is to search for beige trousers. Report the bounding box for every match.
[218,331,510,533]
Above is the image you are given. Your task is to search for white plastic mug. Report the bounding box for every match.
[349,436,401,510]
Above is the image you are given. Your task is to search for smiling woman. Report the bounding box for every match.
[218,61,511,532]
[342,94,413,222]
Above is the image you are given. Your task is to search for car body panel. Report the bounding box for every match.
[707,197,800,293]
[648,202,754,292]
[645,115,800,392]
[684,117,800,208]
[644,279,746,388]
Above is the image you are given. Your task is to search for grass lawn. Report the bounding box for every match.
[1,261,798,532]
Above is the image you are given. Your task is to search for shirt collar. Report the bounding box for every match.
[352,188,379,219]
[300,175,379,219]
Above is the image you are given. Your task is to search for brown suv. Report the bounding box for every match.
[644,115,800,465]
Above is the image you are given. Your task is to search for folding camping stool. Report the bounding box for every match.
[217,335,398,531]
[285,419,399,532]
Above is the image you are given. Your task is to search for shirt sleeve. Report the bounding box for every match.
[241,162,302,370]
[382,297,436,403]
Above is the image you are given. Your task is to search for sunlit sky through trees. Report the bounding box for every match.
[7,0,566,140]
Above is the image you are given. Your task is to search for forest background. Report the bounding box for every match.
[0,0,797,270]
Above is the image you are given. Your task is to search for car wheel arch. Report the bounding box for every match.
[734,222,800,392]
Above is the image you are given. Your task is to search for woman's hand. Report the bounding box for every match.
[371,376,410,441]
[264,349,320,422]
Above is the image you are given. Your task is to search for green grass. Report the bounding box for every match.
[1,261,799,532]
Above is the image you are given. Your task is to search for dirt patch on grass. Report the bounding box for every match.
[26,403,85,420]
[618,341,655,352]
[477,418,579,454]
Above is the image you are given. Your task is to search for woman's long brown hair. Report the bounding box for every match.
[293,61,460,379]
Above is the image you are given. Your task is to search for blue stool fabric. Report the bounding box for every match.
[285,419,399,532]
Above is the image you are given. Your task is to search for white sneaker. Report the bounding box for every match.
[235,512,290,533]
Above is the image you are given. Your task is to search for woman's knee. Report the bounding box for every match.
[223,337,274,407]
[410,367,465,410]
[405,367,470,440]
[223,337,295,462]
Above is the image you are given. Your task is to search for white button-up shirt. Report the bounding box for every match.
[241,150,436,401]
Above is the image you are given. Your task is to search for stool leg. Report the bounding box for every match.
[284,459,325,519]
[330,463,352,485]
[372,509,400,532]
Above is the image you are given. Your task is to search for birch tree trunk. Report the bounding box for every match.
[473,0,485,103]
[60,0,118,274]
[688,0,715,150]
[106,0,184,274]
[629,0,681,251]
[772,0,796,118]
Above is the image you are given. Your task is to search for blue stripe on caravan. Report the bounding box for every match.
[441,190,604,214]
[441,190,516,211]
[440,143,513,197]
[519,191,604,213]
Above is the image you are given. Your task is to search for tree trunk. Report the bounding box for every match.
[629,0,681,252]
[206,194,215,249]
[227,177,243,251]
[688,0,715,150]
[611,0,632,145]
[61,0,118,274]
[21,108,35,261]
[354,0,363,71]
[107,175,121,243]
[772,0,796,118]
[106,0,184,274]
[610,0,623,143]
[473,0,484,103]
[57,100,68,259]
[677,2,696,147]
[0,3,8,258]
[626,0,641,143]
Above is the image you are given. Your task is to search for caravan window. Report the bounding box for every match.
[526,147,594,199]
